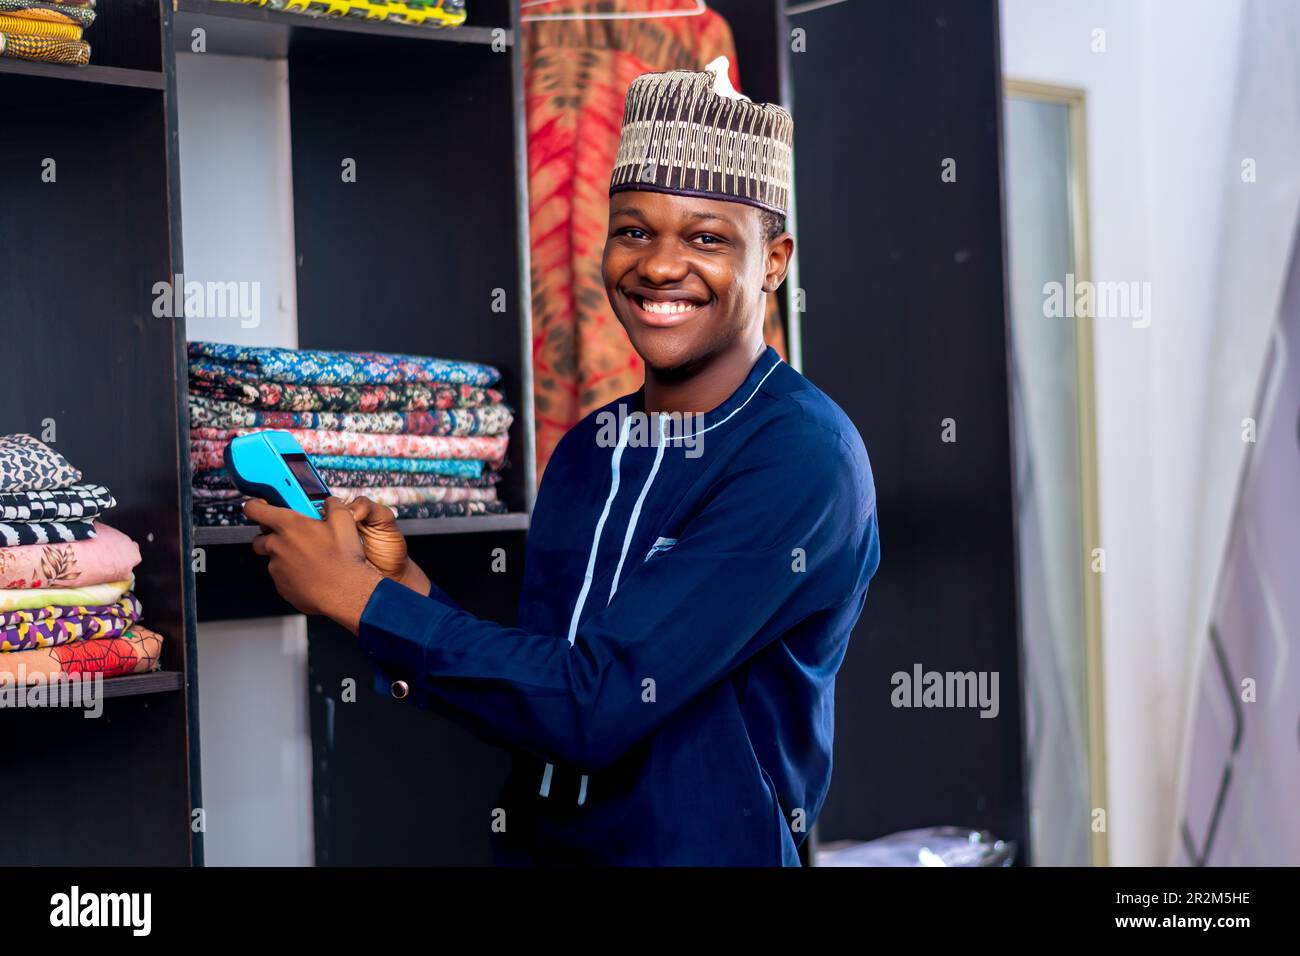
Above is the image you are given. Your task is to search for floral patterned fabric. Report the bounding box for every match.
[188,341,500,387]
[187,345,514,524]
[389,500,507,520]
[193,498,507,526]
[0,577,131,614]
[0,593,142,652]
[0,624,163,685]
[0,434,81,492]
[189,370,503,413]
[334,486,497,507]
[189,395,513,437]
[0,483,114,521]
[189,445,490,476]
[190,427,508,464]
[0,523,140,590]
[195,484,495,506]
[193,466,501,491]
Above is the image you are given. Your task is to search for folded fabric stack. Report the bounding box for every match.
[0,0,95,67]
[187,342,513,526]
[0,434,163,685]
[215,0,466,28]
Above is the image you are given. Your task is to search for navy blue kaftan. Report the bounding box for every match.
[358,346,880,865]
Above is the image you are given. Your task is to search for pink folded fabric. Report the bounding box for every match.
[189,428,509,464]
[0,523,141,590]
[333,486,498,507]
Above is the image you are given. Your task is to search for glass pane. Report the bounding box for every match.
[1004,94,1092,865]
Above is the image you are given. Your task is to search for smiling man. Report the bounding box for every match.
[245,59,880,866]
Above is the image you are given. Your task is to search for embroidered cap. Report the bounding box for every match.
[609,56,794,217]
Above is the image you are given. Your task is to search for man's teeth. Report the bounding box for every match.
[639,298,700,315]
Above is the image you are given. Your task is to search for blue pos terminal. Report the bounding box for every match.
[223,431,330,520]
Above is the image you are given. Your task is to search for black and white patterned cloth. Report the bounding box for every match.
[0,434,82,492]
[0,520,97,547]
[0,484,115,522]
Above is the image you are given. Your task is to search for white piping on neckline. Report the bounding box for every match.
[660,356,783,443]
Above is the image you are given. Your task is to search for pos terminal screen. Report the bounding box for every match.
[283,453,329,501]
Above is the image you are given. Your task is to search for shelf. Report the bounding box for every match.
[174,0,510,58]
[194,511,529,544]
[0,670,184,709]
[0,58,165,93]
[101,670,186,699]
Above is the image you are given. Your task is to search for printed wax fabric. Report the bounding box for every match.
[0,483,114,521]
[216,0,465,28]
[0,0,96,29]
[0,31,88,63]
[524,0,787,478]
[0,577,131,613]
[188,341,499,387]
[189,370,502,413]
[0,624,163,684]
[0,593,142,652]
[331,486,497,507]
[0,434,81,491]
[189,396,513,437]
[0,519,95,548]
[194,498,506,526]
[190,427,508,464]
[389,500,507,519]
[0,13,81,37]
[192,467,500,490]
[189,445,490,476]
[195,484,495,506]
[0,523,141,589]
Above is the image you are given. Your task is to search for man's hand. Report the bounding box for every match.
[345,495,431,594]
[246,496,383,634]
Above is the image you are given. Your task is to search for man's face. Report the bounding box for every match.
[602,190,789,374]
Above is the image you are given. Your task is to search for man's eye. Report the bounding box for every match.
[694,234,722,245]
[622,228,649,240]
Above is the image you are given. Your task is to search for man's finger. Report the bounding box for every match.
[244,498,293,531]
[251,533,272,556]
[324,496,361,532]
[349,495,393,529]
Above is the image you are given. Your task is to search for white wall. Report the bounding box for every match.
[1001,0,1295,865]
[177,51,314,865]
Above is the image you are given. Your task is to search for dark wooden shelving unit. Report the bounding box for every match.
[0,0,194,866]
[0,0,530,866]
[172,0,534,865]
